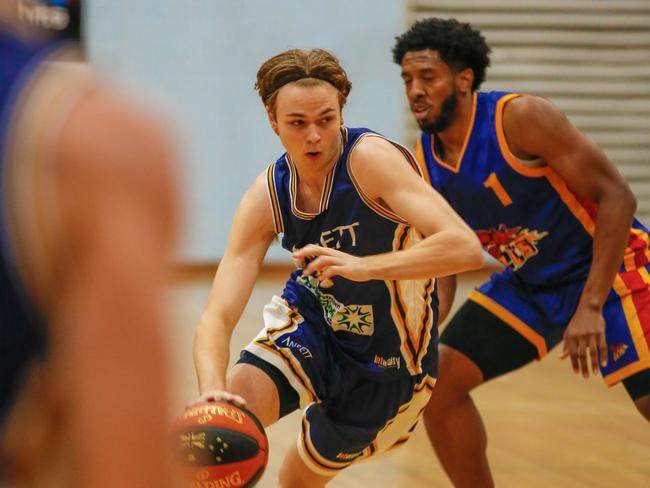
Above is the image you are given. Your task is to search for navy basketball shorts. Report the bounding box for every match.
[237,296,436,477]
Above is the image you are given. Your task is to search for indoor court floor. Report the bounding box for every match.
[168,268,650,487]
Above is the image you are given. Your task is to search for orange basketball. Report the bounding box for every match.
[173,401,268,487]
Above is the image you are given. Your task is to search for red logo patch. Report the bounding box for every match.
[476,224,549,271]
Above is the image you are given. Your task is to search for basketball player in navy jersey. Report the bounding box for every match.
[192,48,483,487]
[0,2,178,486]
[393,17,650,487]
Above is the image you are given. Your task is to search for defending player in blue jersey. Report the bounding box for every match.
[192,48,483,487]
[393,17,650,488]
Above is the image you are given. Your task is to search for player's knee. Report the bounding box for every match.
[433,346,483,396]
[424,387,470,421]
[634,394,650,422]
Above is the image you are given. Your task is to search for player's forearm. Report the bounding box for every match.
[193,313,233,393]
[580,187,636,309]
[366,229,484,280]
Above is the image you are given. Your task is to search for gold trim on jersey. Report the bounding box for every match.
[545,170,595,236]
[285,153,338,220]
[385,225,437,376]
[414,137,432,185]
[429,92,477,173]
[495,93,552,178]
[265,162,284,234]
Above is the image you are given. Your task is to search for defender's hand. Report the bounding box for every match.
[560,304,608,379]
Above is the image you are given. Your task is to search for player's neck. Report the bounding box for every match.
[294,168,329,214]
[293,134,341,186]
[292,144,340,212]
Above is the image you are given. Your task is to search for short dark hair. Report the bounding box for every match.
[392,18,491,91]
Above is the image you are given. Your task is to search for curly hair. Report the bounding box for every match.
[392,18,491,91]
[255,48,352,112]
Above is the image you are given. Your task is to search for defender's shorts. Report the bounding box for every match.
[462,268,650,386]
[237,296,436,477]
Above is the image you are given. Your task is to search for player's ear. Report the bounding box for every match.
[456,68,474,95]
[266,106,279,135]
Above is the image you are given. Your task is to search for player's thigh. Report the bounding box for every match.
[440,299,538,385]
[227,363,281,427]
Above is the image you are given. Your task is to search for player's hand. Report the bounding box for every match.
[293,244,371,282]
[560,304,607,379]
[186,389,247,409]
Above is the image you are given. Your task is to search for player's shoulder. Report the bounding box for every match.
[237,170,277,229]
[351,132,404,168]
[502,94,559,124]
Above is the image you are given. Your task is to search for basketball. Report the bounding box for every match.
[173,402,268,487]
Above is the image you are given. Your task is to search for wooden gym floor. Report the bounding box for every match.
[168,268,650,487]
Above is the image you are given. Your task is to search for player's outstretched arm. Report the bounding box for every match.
[297,136,484,282]
[502,95,637,378]
[193,172,276,402]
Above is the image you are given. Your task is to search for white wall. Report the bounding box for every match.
[85,0,405,262]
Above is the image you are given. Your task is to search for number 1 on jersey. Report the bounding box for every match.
[483,172,512,206]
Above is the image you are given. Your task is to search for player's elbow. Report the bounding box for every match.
[459,232,485,271]
[621,185,637,218]
[194,305,234,349]
[605,181,637,223]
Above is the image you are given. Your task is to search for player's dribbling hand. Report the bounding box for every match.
[186,389,247,409]
[560,304,608,379]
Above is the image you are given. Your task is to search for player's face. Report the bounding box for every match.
[400,49,458,134]
[269,81,343,171]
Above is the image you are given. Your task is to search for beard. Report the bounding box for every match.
[417,90,458,134]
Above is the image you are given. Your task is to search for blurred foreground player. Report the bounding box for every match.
[0,1,179,486]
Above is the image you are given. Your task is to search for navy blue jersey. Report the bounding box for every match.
[266,127,438,379]
[416,91,650,286]
[0,29,63,423]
